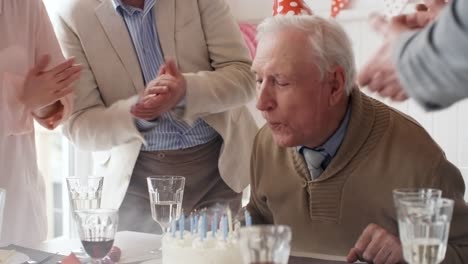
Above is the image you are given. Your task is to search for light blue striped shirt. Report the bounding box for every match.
[113,0,218,151]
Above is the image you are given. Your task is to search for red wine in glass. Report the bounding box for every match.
[81,238,114,259]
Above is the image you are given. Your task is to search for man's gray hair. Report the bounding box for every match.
[257,15,356,94]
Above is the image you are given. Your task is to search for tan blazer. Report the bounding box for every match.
[52,0,258,209]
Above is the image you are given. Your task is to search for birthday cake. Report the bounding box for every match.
[162,232,242,264]
[161,209,251,264]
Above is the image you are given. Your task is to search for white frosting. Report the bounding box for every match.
[162,232,242,264]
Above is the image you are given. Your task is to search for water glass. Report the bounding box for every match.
[0,189,5,239]
[396,197,454,264]
[66,176,104,210]
[393,188,442,208]
[147,176,185,233]
[239,225,292,264]
[75,209,119,263]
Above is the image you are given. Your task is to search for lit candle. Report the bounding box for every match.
[194,213,199,234]
[227,207,233,234]
[201,210,207,240]
[189,213,194,234]
[179,212,185,239]
[221,214,228,241]
[245,210,252,226]
[211,211,218,238]
[171,220,177,237]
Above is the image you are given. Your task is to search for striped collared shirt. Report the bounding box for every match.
[113,0,218,150]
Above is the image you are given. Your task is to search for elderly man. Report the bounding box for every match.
[247,15,468,264]
[52,0,258,233]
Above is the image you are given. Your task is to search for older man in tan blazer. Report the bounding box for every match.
[52,0,257,232]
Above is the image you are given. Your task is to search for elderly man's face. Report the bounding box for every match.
[252,29,338,148]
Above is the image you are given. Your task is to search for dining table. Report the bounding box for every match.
[29,231,358,264]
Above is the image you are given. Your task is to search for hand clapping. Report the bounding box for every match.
[20,54,81,112]
[131,59,187,121]
[357,0,448,101]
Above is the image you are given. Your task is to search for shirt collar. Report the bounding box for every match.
[297,104,352,161]
[112,0,156,16]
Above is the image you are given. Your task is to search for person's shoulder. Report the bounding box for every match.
[385,105,444,155]
[54,0,97,17]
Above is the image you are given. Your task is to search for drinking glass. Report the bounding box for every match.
[396,197,454,264]
[239,225,292,264]
[66,177,104,210]
[393,188,442,208]
[66,176,104,257]
[0,188,5,239]
[75,209,119,264]
[147,176,185,234]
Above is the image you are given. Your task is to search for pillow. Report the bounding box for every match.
[239,22,258,59]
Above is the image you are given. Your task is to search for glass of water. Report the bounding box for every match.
[75,209,118,263]
[0,188,5,239]
[66,176,104,210]
[239,225,292,264]
[147,176,185,234]
[393,188,442,208]
[396,197,454,264]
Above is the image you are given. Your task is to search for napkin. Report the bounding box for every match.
[0,249,15,263]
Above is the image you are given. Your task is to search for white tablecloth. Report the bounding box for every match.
[35,231,358,264]
[35,231,162,263]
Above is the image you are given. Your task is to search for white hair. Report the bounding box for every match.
[256,15,357,94]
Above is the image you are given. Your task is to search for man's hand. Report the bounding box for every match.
[357,14,409,101]
[405,0,448,28]
[20,54,81,111]
[131,59,186,121]
[357,0,448,101]
[347,223,403,264]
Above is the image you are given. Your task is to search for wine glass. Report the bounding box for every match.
[395,197,454,264]
[66,176,104,257]
[147,176,185,234]
[239,225,292,264]
[75,209,119,264]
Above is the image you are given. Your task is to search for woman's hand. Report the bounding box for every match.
[20,54,81,112]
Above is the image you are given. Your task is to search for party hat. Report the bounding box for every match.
[273,0,313,16]
[331,0,351,18]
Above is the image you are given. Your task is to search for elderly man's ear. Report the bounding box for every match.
[328,66,346,106]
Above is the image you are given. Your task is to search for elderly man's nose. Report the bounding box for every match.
[256,88,274,111]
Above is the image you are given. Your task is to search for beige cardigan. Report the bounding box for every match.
[248,88,468,263]
[52,0,258,209]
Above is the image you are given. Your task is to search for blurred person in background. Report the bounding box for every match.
[0,0,81,246]
[358,0,468,110]
[52,0,257,233]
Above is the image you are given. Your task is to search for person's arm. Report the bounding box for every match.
[53,12,144,151]
[33,0,75,129]
[395,0,468,110]
[182,0,255,120]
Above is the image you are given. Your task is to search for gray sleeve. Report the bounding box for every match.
[394,0,468,110]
